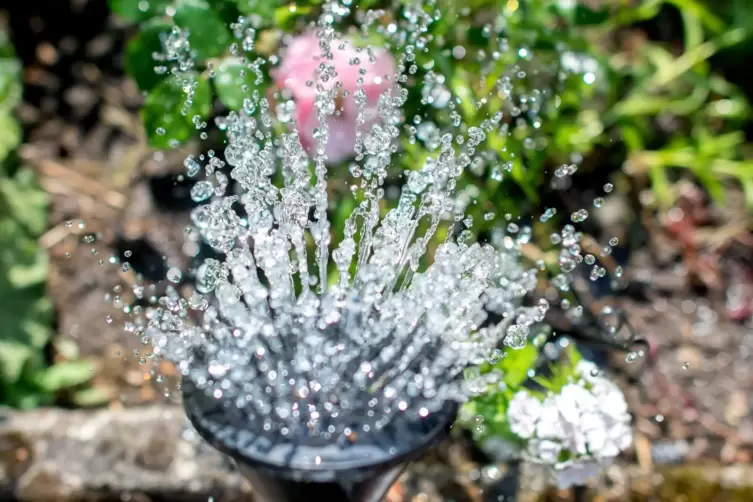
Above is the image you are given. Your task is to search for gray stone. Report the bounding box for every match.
[4,406,753,502]
[0,406,251,501]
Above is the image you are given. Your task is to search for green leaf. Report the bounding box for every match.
[141,72,212,149]
[173,0,232,61]
[31,361,94,393]
[742,178,753,210]
[499,343,539,389]
[0,29,16,59]
[0,340,33,383]
[274,3,313,28]
[214,56,264,111]
[0,29,22,122]
[0,281,53,349]
[7,249,47,289]
[573,5,609,26]
[564,343,582,366]
[125,19,173,92]
[0,167,48,236]
[235,0,280,21]
[109,0,171,23]
[649,163,673,206]
[0,113,21,162]
[0,61,22,115]
[2,378,49,409]
[72,387,111,407]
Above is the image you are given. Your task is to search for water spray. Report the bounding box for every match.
[125,2,644,499]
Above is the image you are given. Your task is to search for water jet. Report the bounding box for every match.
[132,9,638,500]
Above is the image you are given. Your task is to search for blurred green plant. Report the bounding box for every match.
[0,27,95,408]
[588,0,753,209]
[112,0,300,149]
[460,340,584,446]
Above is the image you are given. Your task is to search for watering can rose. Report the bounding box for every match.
[272,32,397,164]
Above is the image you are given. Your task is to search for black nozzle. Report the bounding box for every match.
[182,379,457,502]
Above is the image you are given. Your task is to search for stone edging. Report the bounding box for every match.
[1,405,752,501]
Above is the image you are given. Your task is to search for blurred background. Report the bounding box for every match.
[0,0,752,500]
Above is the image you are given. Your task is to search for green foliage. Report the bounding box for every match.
[595,0,753,208]
[0,31,22,161]
[460,341,585,445]
[141,72,213,149]
[214,57,264,111]
[113,0,281,148]
[125,19,174,92]
[111,0,171,22]
[460,343,540,445]
[173,0,232,61]
[0,27,94,408]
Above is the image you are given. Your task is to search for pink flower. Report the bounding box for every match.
[272,32,396,164]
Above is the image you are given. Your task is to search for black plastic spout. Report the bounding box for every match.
[182,379,457,502]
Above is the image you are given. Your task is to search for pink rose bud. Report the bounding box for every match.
[273,32,396,165]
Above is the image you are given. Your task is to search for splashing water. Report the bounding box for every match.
[134,0,608,451]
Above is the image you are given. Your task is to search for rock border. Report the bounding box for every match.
[1,405,751,501]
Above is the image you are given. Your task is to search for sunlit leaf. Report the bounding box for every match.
[174,0,232,61]
[141,72,212,149]
[125,19,173,91]
[72,387,112,407]
[499,343,539,388]
[214,56,265,111]
[0,114,20,161]
[31,361,94,393]
[573,5,610,26]
[109,0,171,23]
[0,340,33,383]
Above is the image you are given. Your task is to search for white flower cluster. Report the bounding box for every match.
[506,360,632,489]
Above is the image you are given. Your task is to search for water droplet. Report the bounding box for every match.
[190,181,214,202]
[603,183,614,193]
[554,164,577,177]
[540,208,556,222]
[570,209,589,223]
[167,268,182,283]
